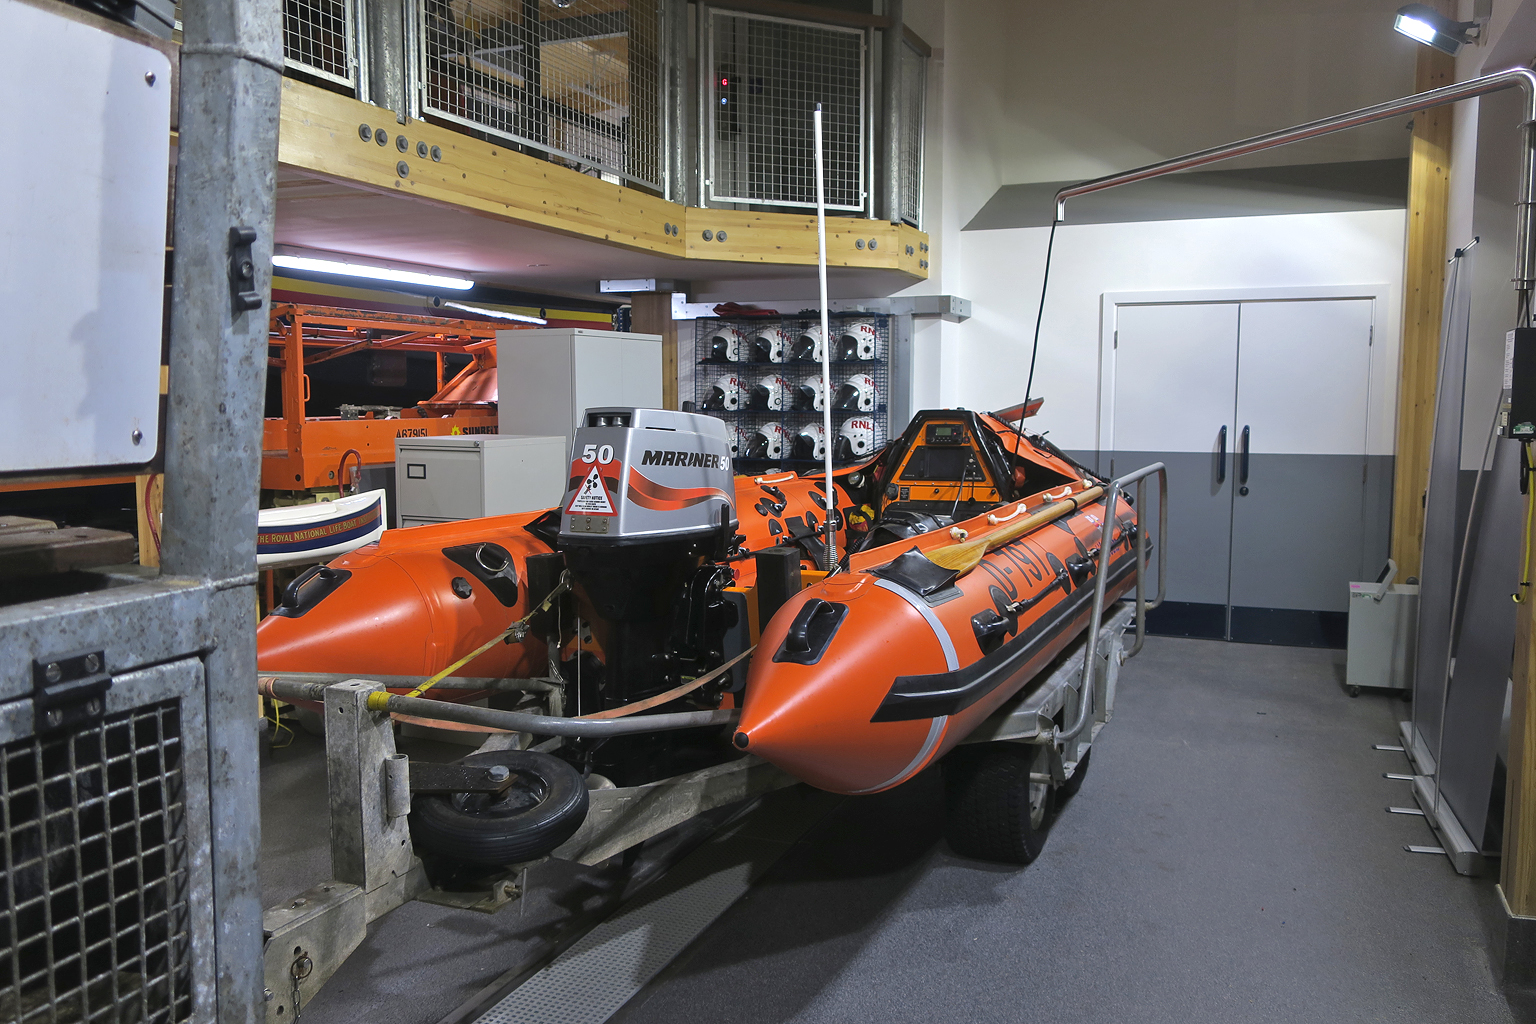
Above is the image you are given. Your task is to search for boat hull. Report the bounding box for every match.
[735,491,1138,794]
[255,475,851,680]
[256,489,388,569]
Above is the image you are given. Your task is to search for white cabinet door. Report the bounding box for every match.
[1111,302,1239,624]
[1228,299,1374,624]
[1111,303,1239,453]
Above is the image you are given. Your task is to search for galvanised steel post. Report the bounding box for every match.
[161,0,283,1016]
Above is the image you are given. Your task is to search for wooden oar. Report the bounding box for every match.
[927,485,1107,573]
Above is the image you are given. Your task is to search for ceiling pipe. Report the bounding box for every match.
[1055,66,1536,301]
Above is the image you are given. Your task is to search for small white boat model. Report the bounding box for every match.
[257,489,387,568]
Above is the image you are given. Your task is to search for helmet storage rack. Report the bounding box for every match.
[692,312,893,472]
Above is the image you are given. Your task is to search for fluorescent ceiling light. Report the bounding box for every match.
[273,253,474,291]
[1393,4,1478,56]
[440,300,547,325]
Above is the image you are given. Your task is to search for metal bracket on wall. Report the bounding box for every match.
[229,226,263,313]
[31,650,110,735]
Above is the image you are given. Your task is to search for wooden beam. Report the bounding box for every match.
[135,473,163,568]
[630,292,680,410]
[1389,40,1455,579]
[277,78,928,279]
[1507,519,1536,915]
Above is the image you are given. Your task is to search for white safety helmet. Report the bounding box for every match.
[792,422,828,461]
[728,424,752,459]
[746,421,787,460]
[749,374,792,411]
[703,374,743,411]
[791,324,826,363]
[836,417,876,461]
[792,377,827,412]
[837,322,879,361]
[833,373,879,412]
[706,326,744,363]
[750,327,788,364]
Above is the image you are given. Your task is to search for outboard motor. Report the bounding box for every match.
[556,408,744,708]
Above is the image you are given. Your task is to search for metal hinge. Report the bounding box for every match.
[33,650,111,734]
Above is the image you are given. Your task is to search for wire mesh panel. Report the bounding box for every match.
[896,38,925,228]
[418,0,662,189]
[283,0,357,87]
[1,702,194,1024]
[693,314,890,473]
[706,10,865,211]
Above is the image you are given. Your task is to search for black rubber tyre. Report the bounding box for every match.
[410,750,589,865]
[943,743,1054,865]
[1058,747,1091,801]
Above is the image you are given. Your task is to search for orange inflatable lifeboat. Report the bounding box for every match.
[256,405,1144,808]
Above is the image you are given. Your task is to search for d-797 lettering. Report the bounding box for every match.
[641,449,725,469]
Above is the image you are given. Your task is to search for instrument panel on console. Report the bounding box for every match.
[887,420,1001,507]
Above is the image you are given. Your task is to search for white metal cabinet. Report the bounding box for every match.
[496,329,663,452]
[395,435,566,526]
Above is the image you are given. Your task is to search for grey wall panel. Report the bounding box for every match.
[1106,450,1232,608]
[1413,256,1475,763]
[1228,453,1374,613]
[1438,436,1523,848]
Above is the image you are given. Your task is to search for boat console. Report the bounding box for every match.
[853,408,1081,551]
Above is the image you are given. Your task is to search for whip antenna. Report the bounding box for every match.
[813,103,837,570]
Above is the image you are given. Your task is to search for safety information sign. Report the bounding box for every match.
[568,465,616,514]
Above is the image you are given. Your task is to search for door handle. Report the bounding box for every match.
[1239,425,1251,495]
[1216,425,1227,484]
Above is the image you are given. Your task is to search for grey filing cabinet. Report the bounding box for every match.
[395,434,567,527]
[497,328,663,451]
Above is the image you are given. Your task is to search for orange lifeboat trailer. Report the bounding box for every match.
[256,404,1164,865]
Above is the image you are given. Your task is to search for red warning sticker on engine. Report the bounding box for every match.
[567,464,617,515]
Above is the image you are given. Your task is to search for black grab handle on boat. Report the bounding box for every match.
[1216,425,1227,484]
[271,565,353,619]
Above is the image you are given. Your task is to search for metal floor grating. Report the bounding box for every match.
[471,789,837,1024]
[0,701,193,1024]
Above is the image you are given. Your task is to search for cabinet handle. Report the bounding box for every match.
[1239,425,1251,488]
[1216,425,1227,484]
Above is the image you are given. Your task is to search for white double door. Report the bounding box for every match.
[1107,297,1381,643]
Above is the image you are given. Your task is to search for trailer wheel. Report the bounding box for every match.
[942,744,1054,865]
[410,751,589,865]
[1058,747,1091,800]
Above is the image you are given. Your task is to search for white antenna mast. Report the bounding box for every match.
[813,103,837,571]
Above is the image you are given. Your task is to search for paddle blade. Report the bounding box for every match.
[926,538,989,573]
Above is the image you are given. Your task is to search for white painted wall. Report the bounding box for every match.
[957,209,1408,452]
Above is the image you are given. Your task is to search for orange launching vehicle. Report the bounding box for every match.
[257,405,1161,865]
[262,305,510,492]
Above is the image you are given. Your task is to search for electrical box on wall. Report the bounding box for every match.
[0,1,172,474]
[1501,328,1536,440]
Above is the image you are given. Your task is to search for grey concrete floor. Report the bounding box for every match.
[613,637,1524,1024]
[260,637,1530,1024]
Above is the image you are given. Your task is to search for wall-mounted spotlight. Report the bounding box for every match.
[1393,3,1480,56]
